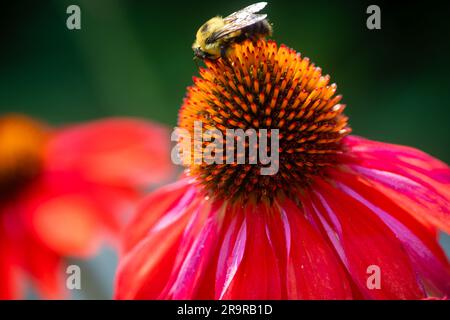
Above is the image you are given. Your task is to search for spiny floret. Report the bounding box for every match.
[179,39,351,203]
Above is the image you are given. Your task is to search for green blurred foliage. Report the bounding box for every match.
[1,0,449,161]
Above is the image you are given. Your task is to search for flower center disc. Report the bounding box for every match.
[0,114,48,200]
[179,40,351,203]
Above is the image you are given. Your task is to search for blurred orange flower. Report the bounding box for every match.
[0,114,173,299]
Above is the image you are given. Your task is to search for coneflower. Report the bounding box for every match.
[115,40,450,299]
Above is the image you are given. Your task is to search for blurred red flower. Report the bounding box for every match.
[115,40,450,299]
[0,114,173,299]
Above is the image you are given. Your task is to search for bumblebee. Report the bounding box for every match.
[192,2,272,60]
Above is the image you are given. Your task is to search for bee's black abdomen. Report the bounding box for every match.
[254,20,272,36]
[218,20,272,59]
[238,20,272,43]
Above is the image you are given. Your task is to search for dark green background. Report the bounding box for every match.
[1,0,449,299]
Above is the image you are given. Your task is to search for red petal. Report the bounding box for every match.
[215,200,353,300]
[31,195,101,257]
[214,209,247,299]
[330,169,450,296]
[217,203,282,299]
[22,172,137,257]
[277,199,353,299]
[2,202,66,299]
[45,118,174,187]
[308,178,425,299]
[115,180,204,299]
[21,233,66,299]
[122,178,194,254]
[0,214,21,299]
[163,203,224,299]
[342,136,450,233]
[117,179,354,300]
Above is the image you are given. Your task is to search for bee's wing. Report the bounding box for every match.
[225,2,268,20]
[207,3,268,43]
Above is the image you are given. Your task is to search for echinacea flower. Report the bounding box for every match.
[0,114,173,299]
[115,40,450,299]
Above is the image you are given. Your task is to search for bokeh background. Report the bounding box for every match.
[1,0,449,299]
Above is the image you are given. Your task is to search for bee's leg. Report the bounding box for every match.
[220,45,232,68]
[220,45,228,59]
[193,56,201,69]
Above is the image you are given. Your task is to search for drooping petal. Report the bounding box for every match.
[216,203,282,299]
[115,179,205,299]
[163,202,224,299]
[329,169,450,296]
[341,136,450,233]
[45,118,174,187]
[117,176,356,300]
[223,199,354,299]
[121,178,195,254]
[214,209,247,299]
[276,199,353,299]
[308,178,425,299]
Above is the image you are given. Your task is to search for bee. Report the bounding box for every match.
[192,2,272,60]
